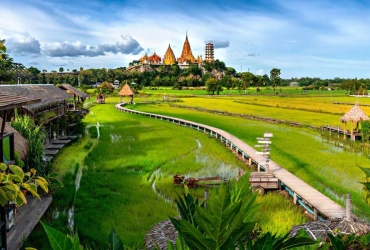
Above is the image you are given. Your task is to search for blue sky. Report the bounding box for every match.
[2,0,370,78]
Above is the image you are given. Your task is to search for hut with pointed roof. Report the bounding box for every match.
[340,102,369,140]
[118,83,134,104]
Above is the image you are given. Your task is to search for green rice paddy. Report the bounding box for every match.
[28,89,370,248]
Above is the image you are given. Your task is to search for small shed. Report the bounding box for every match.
[340,102,369,140]
[96,93,105,104]
[118,83,134,104]
[289,82,299,87]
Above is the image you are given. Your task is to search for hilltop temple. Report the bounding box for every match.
[137,33,204,68]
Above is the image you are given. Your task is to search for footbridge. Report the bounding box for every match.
[115,104,348,220]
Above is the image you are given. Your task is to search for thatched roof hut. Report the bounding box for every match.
[339,102,369,140]
[340,103,369,123]
[0,118,29,160]
[289,217,370,241]
[59,84,89,100]
[145,219,177,249]
[118,84,134,104]
[0,84,71,115]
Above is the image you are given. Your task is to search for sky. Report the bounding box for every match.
[1,0,370,79]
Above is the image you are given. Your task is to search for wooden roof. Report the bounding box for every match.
[0,94,41,112]
[118,83,134,96]
[0,85,70,114]
[340,103,369,123]
[59,84,89,99]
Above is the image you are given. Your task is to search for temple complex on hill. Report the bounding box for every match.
[134,33,207,70]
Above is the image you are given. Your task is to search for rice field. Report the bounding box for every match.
[27,102,308,249]
[129,102,370,221]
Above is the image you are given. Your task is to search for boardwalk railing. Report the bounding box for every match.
[115,104,349,220]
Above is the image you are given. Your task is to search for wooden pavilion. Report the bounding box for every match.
[340,102,369,140]
[59,84,89,111]
[118,83,134,104]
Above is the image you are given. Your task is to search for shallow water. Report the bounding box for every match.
[68,165,83,233]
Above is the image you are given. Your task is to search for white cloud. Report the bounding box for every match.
[256,69,264,75]
[7,34,41,55]
[43,35,143,57]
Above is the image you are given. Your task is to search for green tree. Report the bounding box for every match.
[0,39,6,59]
[270,68,281,94]
[220,75,232,92]
[206,77,222,95]
[28,66,41,76]
[59,67,64,73]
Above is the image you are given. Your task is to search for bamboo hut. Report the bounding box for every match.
[118,83,134,104]
[340,102,369,140]
[145,219,177,250]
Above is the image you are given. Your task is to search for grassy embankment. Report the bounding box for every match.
[128,101,370,221]
[27,101,306,248]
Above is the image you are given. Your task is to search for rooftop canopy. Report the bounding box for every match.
[118,83,134,96]
[59,84,89,99]
[0,94,41,112]
[340,103,369,123]
[0,85,70,114]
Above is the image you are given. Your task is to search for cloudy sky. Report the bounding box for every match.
[1,0,370,78]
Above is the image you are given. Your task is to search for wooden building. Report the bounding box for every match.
[0,94,41,250]
[59,84,89,112]
[0,84,71,141]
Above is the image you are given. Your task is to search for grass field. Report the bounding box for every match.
[128,102,370,221]
[26,102,308,249]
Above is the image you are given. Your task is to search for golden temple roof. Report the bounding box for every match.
[178,33,196,63]
[163,44,176,65]
[139,53,149,62]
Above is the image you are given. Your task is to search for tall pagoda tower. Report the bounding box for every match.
[163,44,176,65]
[205,43,214,62]
[177,32,196,63]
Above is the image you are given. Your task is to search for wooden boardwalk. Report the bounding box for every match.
[115,104,348,220]
[7,195,52,250]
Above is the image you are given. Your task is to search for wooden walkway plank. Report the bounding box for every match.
[7,195,52,250]
[116,105,348,219]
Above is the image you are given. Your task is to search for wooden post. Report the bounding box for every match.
[204,190,208,208]
[346,194,351,220]
[343,122,347,139]
[257,164,260,172]
[313,208,318,221]
[293,192,297,204]
[248,158,252,166]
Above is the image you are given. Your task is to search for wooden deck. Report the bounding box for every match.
[116,104,348,220]
[7,195,52,250]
